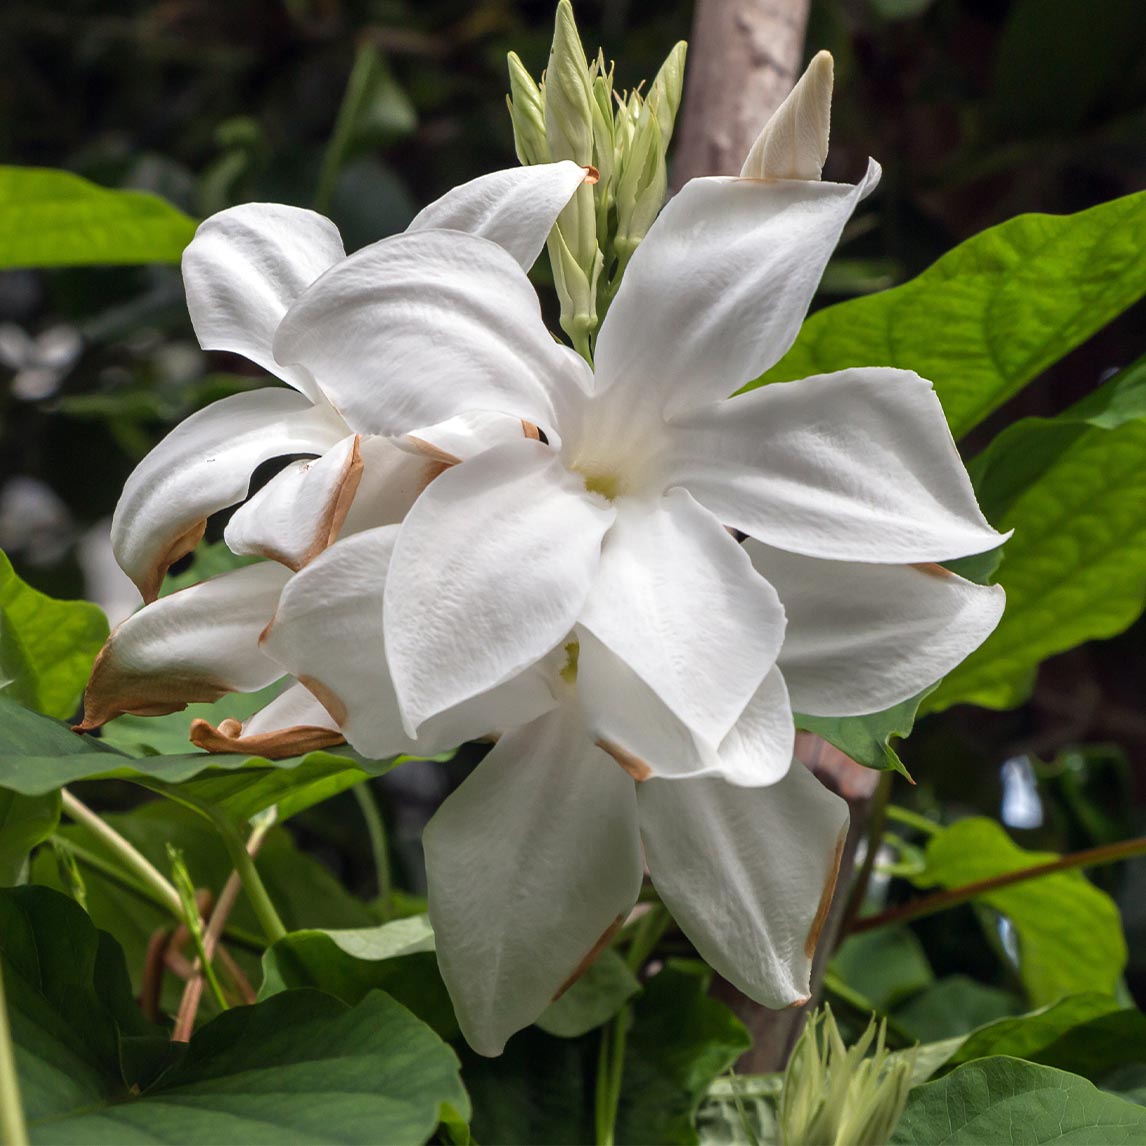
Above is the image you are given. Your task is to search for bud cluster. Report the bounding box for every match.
[506,0,686,359]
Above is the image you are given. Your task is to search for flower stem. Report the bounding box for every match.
[851,833,1146,935]
[0,966,28,1146]
[314,39,378,215]
[60,789,183,920]
[883,805,941,836]
[352,782,392,916]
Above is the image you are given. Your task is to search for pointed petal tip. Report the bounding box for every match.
[188,715,346,758]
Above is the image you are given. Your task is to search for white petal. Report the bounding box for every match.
[224,433,363,570]
[578,489,785,749]
[406,161,590,271]
[188,681,345,758]
[273,229,581,438]
[402,409,555,464]
[670,367,1008,563]
[748,541,1006,716]
[592,160,880,419]
[425,707,643,1056]
[76,562,290,730]
[111,389,348,601]
[578,630,795,787]
[339,435,449,537]
[740,50,833,181]
[639,759,849,1008]
[182,204,345,401]
[262,527,555,759]
[384,440,614,734]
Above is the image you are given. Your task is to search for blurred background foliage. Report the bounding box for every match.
[2,0,1146,1052]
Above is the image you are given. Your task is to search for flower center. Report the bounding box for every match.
[580,471,622,501]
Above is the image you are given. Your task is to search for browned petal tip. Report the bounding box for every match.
[404,434,462,467]
[788,995,812,1009]
[189,717,345,758]
[597,738,653,782]
[297,675,348,727]
[139,518,207,603]
[804,827,848,959]
[582,165,600,185]
[521,419,541,441]
[551,913,625,1001]
[911,561,954,579]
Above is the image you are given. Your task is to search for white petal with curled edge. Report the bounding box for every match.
[639,758,849,1008]
[406,161,589,271]
[182,203,345,401]
[578,630,794,787]
[76,561,291,731]
[188,681,345,758]
[262,527,556,759]
[424,706,643,1056]
[578,489,785,750]
[338,435,448,538]
[273,229,581,438]
[112,388,348,602]
[748,540,1005,717]
[384,440,614,735]
[591,159,880,419]
[403,409,552,465]
[224,433,363,570]
[669,367,1008,563]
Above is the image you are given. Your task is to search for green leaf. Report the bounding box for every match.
[948,994,1146,1079]
[928,355,1146,710]
[909,818,1127,1005]
[0,550,108,719]
[830,927,934,1013]
[616,961,752,1145]
[537,948,641,1039]
[892,976,1022,1043]
[261,917,457,1039]
[752,190,1146,439]
[0,166,197,268]
[890,1057,1146,1144]
[0,790,60,886]
[3,886,469,1145]
[795,688,931,778]
[0,695,403,822]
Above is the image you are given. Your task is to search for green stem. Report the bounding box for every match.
[0,966,28,1146]
[314,40,378,214]
[852,833,1146,935]
[352,783,392,916]
[60,789,183,920]
[884,805,941,836]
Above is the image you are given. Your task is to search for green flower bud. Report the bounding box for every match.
[506,51,549,166]
[544,0,595,165]
[779,1006,917,1146]
[614,95,667,256]
[648,40,687,150]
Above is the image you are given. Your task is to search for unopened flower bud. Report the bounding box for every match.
[614,96,667,256]
[648,40,687,151]
[507,52,550,166]
[741,49,834,181]
[544,0,595,166]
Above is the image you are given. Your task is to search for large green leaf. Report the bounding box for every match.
[909,818,1126,1005]
[753,190,1146,439]
[0,166,196,268]
[928,355,1146,710]
[0,550,107,719]
[891,1057,1146,1144]
[3,885,468,1145]
[892,976,1022,1043]
[829,926,934,1012]
[0,790,60,886]
[537,949,640,1039]
[795,689,929,779]
[0,696,401,822]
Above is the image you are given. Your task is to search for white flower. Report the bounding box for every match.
[109,160,592,603]
[260,522,850,1055]
[268,62,1007,791]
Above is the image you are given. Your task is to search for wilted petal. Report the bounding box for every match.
[188,681,345,758]
[182,203,345,401]
[384,440,614,735]
[112,388,348,601]
[406,161,590,271]
[670,368,1007,562]
[579,630,795,787]
[425,707,643,1056]
[639,759,849,1007]
[262,527,556,759]
[225,434,363,570]
[76,562,290,731]
[578,489,785,749]
[749,541,1005,717]
[274,230,583,438]
[592,160,879,419]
